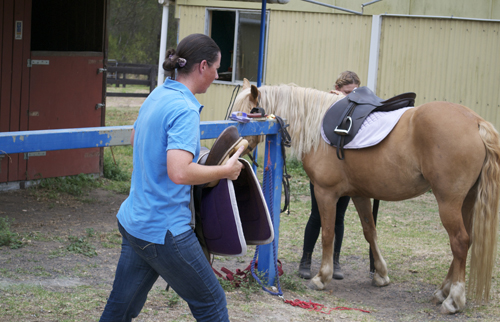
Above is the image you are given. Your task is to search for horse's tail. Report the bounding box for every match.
[468,120,500,302]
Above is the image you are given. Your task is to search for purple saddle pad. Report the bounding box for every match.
[200,158,274,256]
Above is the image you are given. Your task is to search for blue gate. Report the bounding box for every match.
[0,120,284,285]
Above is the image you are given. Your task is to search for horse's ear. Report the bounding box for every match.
[250,85,259,104]
[242,78,251,90]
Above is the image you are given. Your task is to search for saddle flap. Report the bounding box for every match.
[234,158,274,245]
[200,178,247,257]
[348,86,384,106]
[197,158,274,256]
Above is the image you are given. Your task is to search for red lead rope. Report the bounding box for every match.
[283,298,371,314]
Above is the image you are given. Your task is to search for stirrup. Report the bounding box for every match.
[334,116,352,136]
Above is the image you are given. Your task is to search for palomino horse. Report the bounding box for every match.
[233,79,500,314]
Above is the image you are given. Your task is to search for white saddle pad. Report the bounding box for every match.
[322,106,414,149]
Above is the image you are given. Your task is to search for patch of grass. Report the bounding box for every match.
[0,217,23,249]
[285,159,310,201]
[101,146,133,194]
[0,267,14,278]
[277,272,306,293]
[33,266,51,277]
[218,270,264,301]
[86,228,96,238]
[100,230,122,248]
[67,236,97,257]
[166,292,181,308]
[48,248,66,259]
[103,152,130,182]
[34,173,102,197]
[0,284,109,321]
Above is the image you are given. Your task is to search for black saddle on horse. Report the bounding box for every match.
[322,86,416,160]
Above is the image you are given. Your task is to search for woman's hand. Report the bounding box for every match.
[223,146,245,180]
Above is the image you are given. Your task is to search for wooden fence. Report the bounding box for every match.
[106,62,158,98]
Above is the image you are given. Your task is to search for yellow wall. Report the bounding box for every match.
[377,16,500,125]
[176,0,500,19]
[265,11,371,90]
[177,5,206,39]
[176,4,500,128]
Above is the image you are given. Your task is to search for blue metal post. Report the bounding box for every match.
[258,132,283,286]
[257,0,267,87]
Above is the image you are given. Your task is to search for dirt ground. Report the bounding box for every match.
[0,188,489,321]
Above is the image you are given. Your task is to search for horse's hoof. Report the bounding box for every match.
[432,290,446,305]
[440,298,459,314]
[439,282,465,314]
[308,277,325,290]
[372,273,390,287]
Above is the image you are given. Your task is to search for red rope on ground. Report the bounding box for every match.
[212,260,284,288]
[283,298,370,314]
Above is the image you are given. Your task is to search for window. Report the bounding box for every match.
[207,9,268,84]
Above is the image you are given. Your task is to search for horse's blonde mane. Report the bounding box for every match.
[233,83,344,159]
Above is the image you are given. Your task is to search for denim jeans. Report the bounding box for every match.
[100,222,228,322]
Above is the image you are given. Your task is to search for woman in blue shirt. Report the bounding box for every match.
[100,33,244,322]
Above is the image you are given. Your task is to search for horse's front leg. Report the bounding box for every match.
[308,189,336,290]
[351,197,390,287]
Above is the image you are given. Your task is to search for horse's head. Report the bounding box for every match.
[232,78,265,155]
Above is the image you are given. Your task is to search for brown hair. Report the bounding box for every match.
[163,34,220,80]
[335,71,361,89]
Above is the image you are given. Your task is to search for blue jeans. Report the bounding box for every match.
[100,222,228,322]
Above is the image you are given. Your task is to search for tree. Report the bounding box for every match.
[108,0,177,64]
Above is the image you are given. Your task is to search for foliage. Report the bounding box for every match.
[100,230,123,249]
[86,228,96,238]
[285,159,310,200]
[103,153,130,181]
[166,292,181,308]
[36,173,101,197]
[108,0,177,64]
[0,217,23,249]
[67,236,98,258]
[276,272,306,293]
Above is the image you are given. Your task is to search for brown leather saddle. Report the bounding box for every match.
[193,126,274,260]
[322,86,416,160]
[198,126,249,187]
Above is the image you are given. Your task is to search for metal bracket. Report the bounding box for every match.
[27,59,49,67]
[24,151,46,160]
[301,0,382,15]
[96,103,105,110]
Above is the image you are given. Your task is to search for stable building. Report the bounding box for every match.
[1,0,108,185]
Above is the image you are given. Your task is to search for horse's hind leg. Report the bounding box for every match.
[351,197,390,287]
[432,187,475,313]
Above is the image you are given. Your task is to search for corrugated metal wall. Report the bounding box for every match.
[265,11,371,90]
[176,5,234,123]
[178,6,372,120]
[177,5,206,40]
[176,5,500,128]
[377,16,500,125]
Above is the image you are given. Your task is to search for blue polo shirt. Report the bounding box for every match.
[117,78,202,244]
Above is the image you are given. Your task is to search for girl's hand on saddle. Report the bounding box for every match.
[224,146,245,180]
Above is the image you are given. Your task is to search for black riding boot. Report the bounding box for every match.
[298,252,312,279]
[332,252,344,280]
